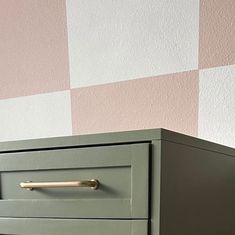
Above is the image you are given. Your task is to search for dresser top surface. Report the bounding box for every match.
[0,128,234,157]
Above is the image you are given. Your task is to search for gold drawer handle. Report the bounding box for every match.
[20,179,99,191]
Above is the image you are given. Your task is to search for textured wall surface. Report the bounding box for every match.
[67,0,199,87]
[0,91,72,141]
[199,65,235,147]
[71,70,198,135]
[0,0,234,148]
[199,0,235,68]
[0,0,70,99]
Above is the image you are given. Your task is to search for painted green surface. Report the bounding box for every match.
[159,140,235,235]
[0,128,233,156]
[0,143,149,219]
[151,140,161,235]
[0,128,234,235]
[0,218,148,235]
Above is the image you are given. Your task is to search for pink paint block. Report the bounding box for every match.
[71,71,199,137]
[199,0,235,69]
[0,0,70,99]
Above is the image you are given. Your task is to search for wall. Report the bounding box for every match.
[0,0,234,148]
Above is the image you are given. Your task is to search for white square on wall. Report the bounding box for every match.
[66,0,199,88]
[199,65,235,148]
[0,91,72,141]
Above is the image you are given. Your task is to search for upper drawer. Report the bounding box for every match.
[0,143,149,219]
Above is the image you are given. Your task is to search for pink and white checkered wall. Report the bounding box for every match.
[0,0,234,147]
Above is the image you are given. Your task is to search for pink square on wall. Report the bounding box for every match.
[0,0,70,99]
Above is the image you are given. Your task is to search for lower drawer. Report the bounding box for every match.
[0,218,148,235]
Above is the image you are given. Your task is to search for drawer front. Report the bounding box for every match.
[0,143,149,218]
[0,218,148,235]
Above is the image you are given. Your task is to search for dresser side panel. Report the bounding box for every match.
[151,140,162,235]
[160,140,235,235]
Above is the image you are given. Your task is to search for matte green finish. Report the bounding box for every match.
[0,128,234,235]
[0,218,148,235]
[0,143,149,219]
[159,140,235,235]
[150,140,161,235]
[0,128,233,156]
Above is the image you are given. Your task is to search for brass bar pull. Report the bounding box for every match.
[20,179,99,191]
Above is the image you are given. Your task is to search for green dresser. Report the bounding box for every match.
[0,129,234,235]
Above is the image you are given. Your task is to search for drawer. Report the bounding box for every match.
[0,218,148,235]
[0,143,149,219]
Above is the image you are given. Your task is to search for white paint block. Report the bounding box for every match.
[66,0,199,88]
[199,65,235,148]
[0,91,72,141]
